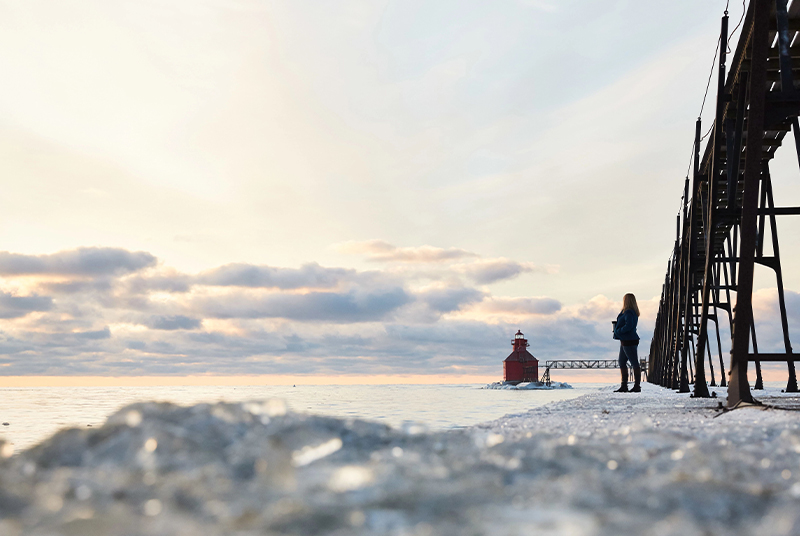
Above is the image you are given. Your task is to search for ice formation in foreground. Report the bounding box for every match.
[484,381,572,390]
[2,384,800,535]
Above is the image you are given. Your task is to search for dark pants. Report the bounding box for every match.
[618,345,640,373]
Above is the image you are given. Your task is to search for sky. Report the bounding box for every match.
[1,0,799,383]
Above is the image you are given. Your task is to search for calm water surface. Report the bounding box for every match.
[0,383,606,451]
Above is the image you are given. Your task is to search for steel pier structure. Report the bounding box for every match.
[648,0,800,405]
[540,359,647,386]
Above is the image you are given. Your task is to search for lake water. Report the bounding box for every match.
[0,382,606,451]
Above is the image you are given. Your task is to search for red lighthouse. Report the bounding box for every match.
[503,330,539,384]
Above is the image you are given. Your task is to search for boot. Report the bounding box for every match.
[630,369,641,392]
[614,369,628,392]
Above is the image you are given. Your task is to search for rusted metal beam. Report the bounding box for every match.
[728,0,771,407]
[757,206,800,214]
[764,165,799,391]
[747,353,800,361]
[694,13,730,398]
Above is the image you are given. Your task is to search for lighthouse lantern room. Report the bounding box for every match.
[503,330,538,384]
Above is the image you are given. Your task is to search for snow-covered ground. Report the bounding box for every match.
[1,384,800,535]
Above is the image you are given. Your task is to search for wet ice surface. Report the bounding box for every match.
[2,384,800,535]
[0,384,596,450]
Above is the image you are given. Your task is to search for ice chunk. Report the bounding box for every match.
[292,438,343,467]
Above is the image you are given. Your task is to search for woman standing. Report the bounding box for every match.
[613,293,641,393]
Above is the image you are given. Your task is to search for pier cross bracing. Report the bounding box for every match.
[649,0,800,405]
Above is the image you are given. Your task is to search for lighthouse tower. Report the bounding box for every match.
[503,330,539,384]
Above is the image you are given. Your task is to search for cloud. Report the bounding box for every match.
[0,247,657,376]
[197,262,358,289]
[420,287,485,313]
[458,258,554,284]
[193,287,412,322]
[336,240,479,263]
[386,321,506,349]
[573,295,622,322]
[479,296,562,315]
[0,297,632,376]
[124,271,193,294]
[335,241,554,287]
[145,315,202,330]
[751,288,800,354]
[37,279,113,295]
[0,291,53,319]
[0,248,156,276]
[75,327,111,340]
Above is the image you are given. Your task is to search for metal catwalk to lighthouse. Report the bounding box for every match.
[503,330,539,384]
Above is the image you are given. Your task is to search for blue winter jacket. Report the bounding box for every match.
[613,309,640,341]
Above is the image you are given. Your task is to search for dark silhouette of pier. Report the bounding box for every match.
[649,0,800,406]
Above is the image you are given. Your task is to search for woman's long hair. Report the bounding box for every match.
[621,293,640,316]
